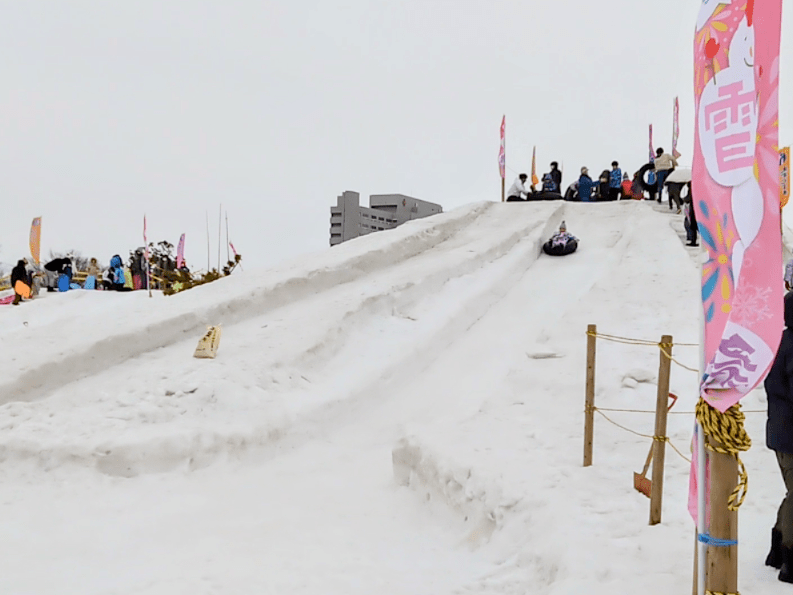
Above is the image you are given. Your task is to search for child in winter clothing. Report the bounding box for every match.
[608,162,622,201]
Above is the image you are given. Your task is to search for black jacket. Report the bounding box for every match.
[550,168,562,193]
[765,291,793,452]
[10,260,27,287]
[44,257,72,274]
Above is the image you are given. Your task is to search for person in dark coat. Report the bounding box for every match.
[683,183,698,246]
[764,291,793,582]
[549,162,562,194]
[10,259,28,305]
[44,257,73,291]
[597,170,610,201]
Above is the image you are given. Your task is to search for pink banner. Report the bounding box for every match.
[176,233,185,269]
[689,0,784,518]
[498,116,505,179]
[673,97,681,159]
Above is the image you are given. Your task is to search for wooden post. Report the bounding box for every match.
[649,335,672,525]
[706,436,738,595]
[583,324,597,467]
[501,177,505,202]
[693,529,699,595]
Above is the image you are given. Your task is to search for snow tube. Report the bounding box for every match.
[543,239,578,256]
[529,191,564,201]
[637,162,658,193]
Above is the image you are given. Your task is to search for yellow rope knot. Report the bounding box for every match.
[705,591,740,595]
[696,398,751,511]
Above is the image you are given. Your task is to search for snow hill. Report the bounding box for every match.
[0,200,788,594]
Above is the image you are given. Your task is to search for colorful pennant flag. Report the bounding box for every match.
[781,147,790,208]
[689,0,784,519]
[176,233,186,269]
[673,97,682,159]
[29,217,41,265]
[498,116,505,180]
[531,146,539,187]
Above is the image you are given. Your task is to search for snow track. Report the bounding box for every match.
[1,200,729,595]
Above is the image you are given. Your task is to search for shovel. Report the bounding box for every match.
[634,392,678,498]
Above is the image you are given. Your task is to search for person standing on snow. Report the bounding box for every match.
[506,174,529,202]
[577,167,597,202]
[764,291,793,583]
[653,147,678,204]
[608,161,622,201]
[10,259,29,306]
[549,162,562,194]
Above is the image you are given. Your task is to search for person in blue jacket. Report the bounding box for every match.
[609,161,622,201]
[764,291,793,582]
[577,167,597,202]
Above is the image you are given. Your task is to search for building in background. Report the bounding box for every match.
[330,191,442,246]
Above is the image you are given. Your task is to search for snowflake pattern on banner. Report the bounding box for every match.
[730,284,774,327]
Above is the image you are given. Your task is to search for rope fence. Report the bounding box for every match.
[583,323,766,528]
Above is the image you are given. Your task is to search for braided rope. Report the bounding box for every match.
[696,398,751,510]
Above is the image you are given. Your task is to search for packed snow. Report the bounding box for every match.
[0,200,789,594]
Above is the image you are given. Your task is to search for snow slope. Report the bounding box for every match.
[0,200,787,594]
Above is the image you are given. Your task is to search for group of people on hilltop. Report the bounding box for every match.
[506,162,564,201]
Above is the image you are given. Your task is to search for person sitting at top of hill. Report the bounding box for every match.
[506,174,529,202]
[541,173,557,193]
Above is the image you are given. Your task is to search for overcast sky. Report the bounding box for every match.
[2,1,792,271]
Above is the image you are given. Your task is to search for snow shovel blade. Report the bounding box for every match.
[633,472,652,499]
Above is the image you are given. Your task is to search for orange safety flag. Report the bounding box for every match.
[531,146,539,186]
[29,217,41,265]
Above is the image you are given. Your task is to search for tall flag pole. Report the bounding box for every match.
[649,124,654,162]
[673,97,682,159]
[29,217,42,266]
[690,1,783,593]
[499,115,506,202]
[531,146,539,187]
[144,214,151,298]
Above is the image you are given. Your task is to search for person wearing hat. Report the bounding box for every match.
[608,161,622,201]
[506,173,529,202]
[577,167,596,202]
[543,220,578,256]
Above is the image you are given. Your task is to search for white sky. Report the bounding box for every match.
[2,0,793,270]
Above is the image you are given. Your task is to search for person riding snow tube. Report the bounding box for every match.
[543,221,578,256]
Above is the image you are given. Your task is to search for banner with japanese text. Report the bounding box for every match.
[781,147,790,208]
[29,217,41,265]
[693,0,783,413]
[689,0,784,522]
